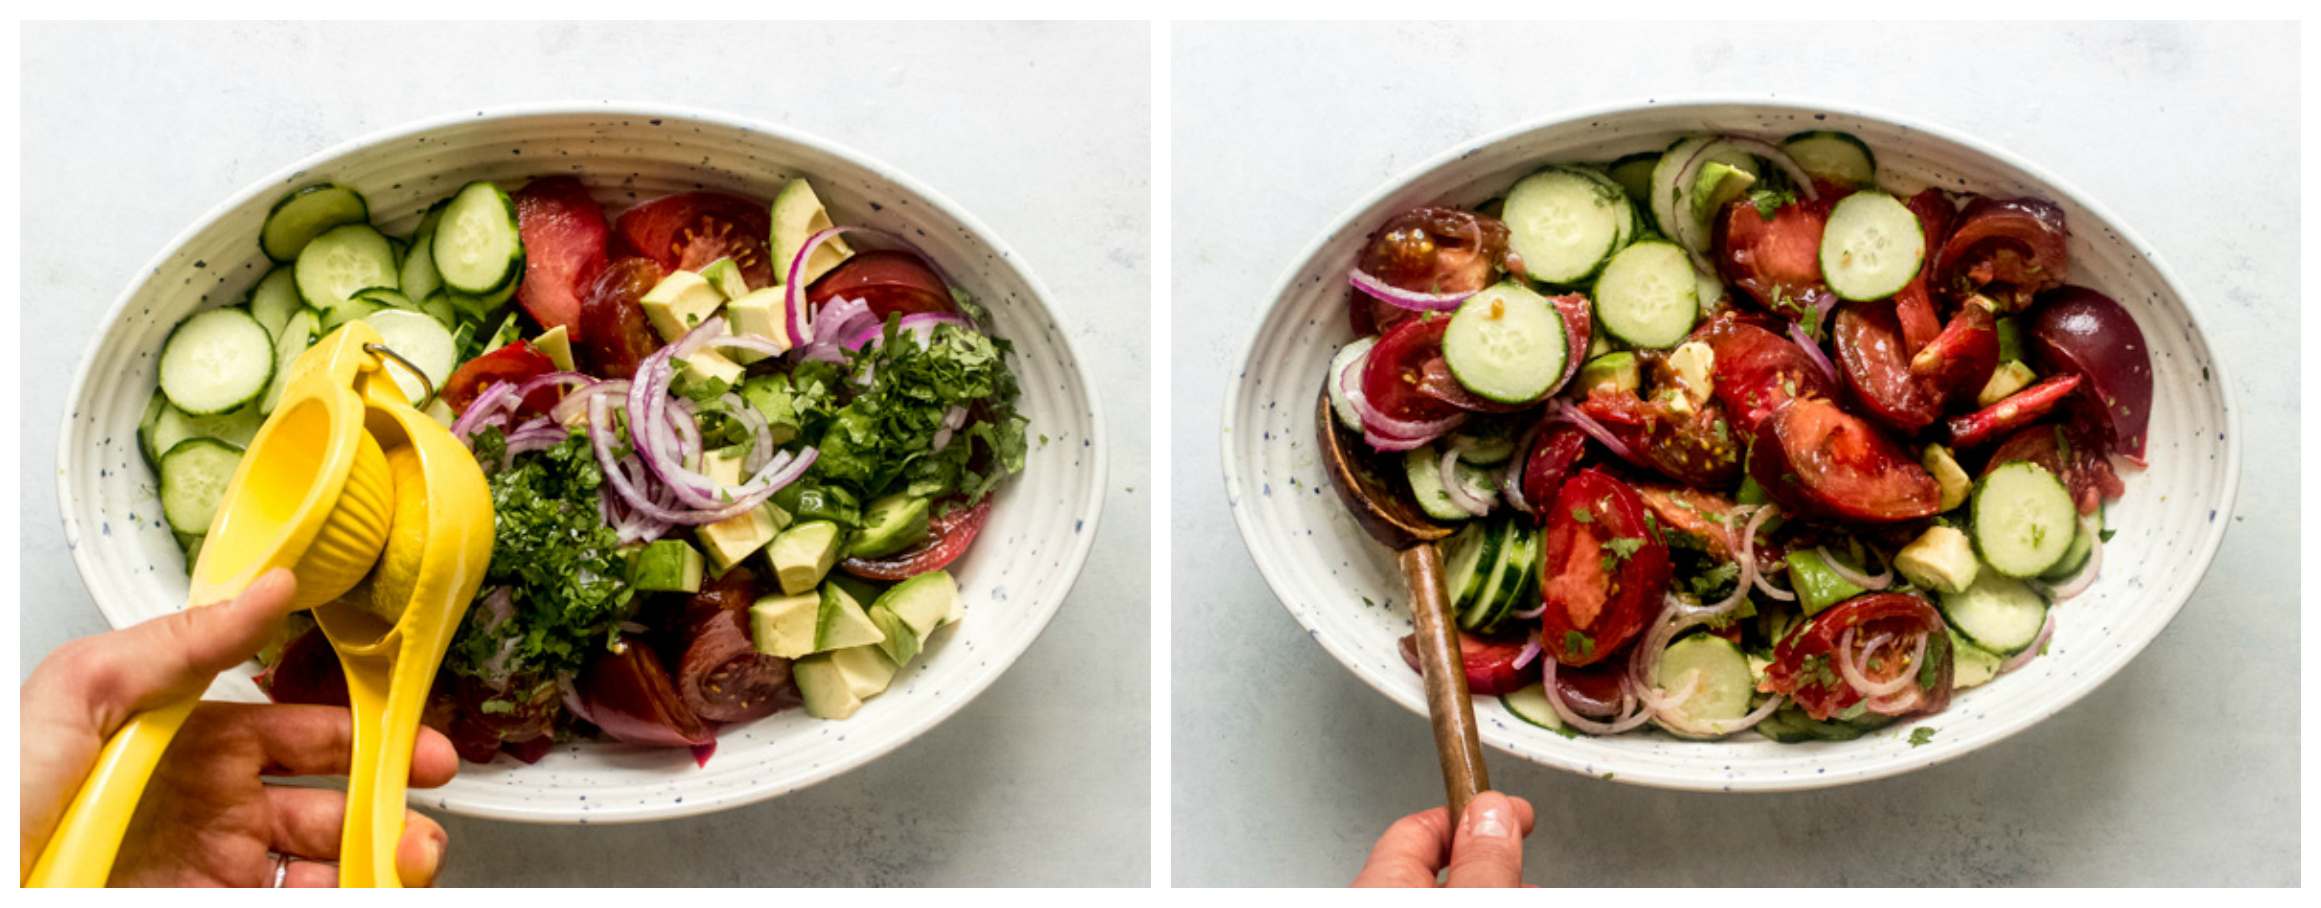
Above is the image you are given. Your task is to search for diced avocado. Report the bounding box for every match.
[768,520,845,595]
[722,287,791,364]
[1688,161,1758,222]
[534,325,576,372]
[1665,341,1715,406]
[631,539,706,593]
[815,584,886,652]
[737,374,802,447]
[1735,475,1786,535]
[1785,549,1866,617]
[1576,352,1639,395]
[852,494,930,559]
[826,644,900,699]
[697,257,750,301]
[793,653,862,720]
[827,574,885,610]
[770,179,854,287]
[1978,360,2037,407]
[1995,316,2026,363]
[776,482,860,528]
[749,591,820,659]
[1586,327,1613,359]
[872,570,960,637]
[695,448,787,573]
[1895,525,1979,594]
[674,348,746,391]
[1921,444,1973,512]
[1950,629,2005,689]
[868,604,921,666]
[640,270,726,342]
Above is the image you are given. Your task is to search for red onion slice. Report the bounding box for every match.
[1740,504,1795,601]
[1552,398,1644,465]
[1437,446,1493,517]
[1352,386,1467,446]
[1542,660,1657,735]
[1512,636,1542,671]
[2034,515,2105,600]
[840,312,975,351]
[1347,267,1473,312]
[1816,544,1892,591]
[1836,627,1921,698]
[1787,320,1841,387]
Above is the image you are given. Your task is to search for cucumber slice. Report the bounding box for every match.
[1819,191,1924,302]
[1478,527,1540,632]
[1444,282,1567,404]
[137,391,168,467]
[1461,518,1534,631]
[2041,506,2101,580]
[295,223,399,316]
[158,307,275,416]
[158,437,245,535]
[1441,520,1504,612]
[364,309,458,407]
[1501,683,1566,732]
[1446,423,1518,466]
[1590,241,1698,349]
[1949,629,2005,689]
[246,266,303,340]
[318,297,383,333]
[1939,570,2049,656]
[449,281,517,325]
[1652,137,1760,256]
[1972,461,2077,577]
[401,199,449,304]
[260,309,319,414]
[1325,336,1377,430]
[353,287,418,311]
[1782,131,1877,187]
[418,291,459,328]
[432,180,525,297]
[1404,445,1470,523]
[1501,167,1627,285]
[1651,633,1758,737]
[260,183,369,262]
[149,400,263,463]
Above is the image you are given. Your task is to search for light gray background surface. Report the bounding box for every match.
[1172,21,2297,886]
[22,21,1151,886]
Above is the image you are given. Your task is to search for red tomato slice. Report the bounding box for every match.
[577,636,714,748]
[1704,320,1836,435]
[257,625,349,708]
[1552,659,1626,717]
[442,340,560,417]
[576,257,666,381]
[1519,424,1588,524]
[1636,483,1742,562]
[839,498,991,581]
[1396,631,1539,697]
[1714,194,1834,321]
[1748,397,1942,523]
[1761,593,1954,721]
[808,250,955,323]
[614,191,775,290]
[1832,300,1942,433]
[511,176,611,339]
[1933,196,2069,313]
[1536,469,1671,667]
[1360,314,1462,425]
[1356,207,1511,296]
[1892,188,1955,356]
[1910,296,2000,409]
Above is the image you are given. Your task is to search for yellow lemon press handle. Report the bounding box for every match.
[24,700,199,886]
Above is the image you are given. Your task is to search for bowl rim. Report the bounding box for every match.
[57,100,1110,822]
[1220,93,2243,791]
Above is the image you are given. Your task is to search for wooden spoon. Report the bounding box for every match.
[1316,388,1490,822]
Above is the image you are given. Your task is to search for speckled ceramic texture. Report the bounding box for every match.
[58,103,1105,822]
[1223,99,2239,792]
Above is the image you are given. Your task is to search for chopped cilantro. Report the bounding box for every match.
[1605,536,1644,560]
[1749,187,1797,220]
[1564,630,1596,658]
[1908,727,1938,747]
[1571,507,1595,524]
[2099,528,2116,543]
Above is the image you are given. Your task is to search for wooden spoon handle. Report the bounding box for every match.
[1400,543,1489,823]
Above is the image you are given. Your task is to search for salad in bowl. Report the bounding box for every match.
[142,170,1029,765]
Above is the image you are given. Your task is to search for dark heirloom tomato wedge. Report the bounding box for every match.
[808,250,956,322]
[1933,196,2069,312]
[671,570,797,724]
[840,498,991,581]
[1637,395,1744,488]
[511,176,611,339]
[1908,295,2000,409]
[1361,314,1462,424]
[1761,593,1954,721]
[441,340,560,417]
[1397,631,1539,697]
[1749,397,1942,523]
[1351,208,1511,334]
[1832,300,1942,433]
[1636,483,1742,561]
[1536,469,1671,666]
[1714,194,1834,321]
[1519,424,1588,523]
[2024,286,2154,464]
[576,257,666,381]
[614,191,776,290]
[1552,659,1627,717]
[577,636,714,748]
[1703,320,1836,434]
[1982,423,2123,516]
[1892,188,1955,356]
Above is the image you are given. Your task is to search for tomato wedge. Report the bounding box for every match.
[1360,313,1462,425]
[442,340,560,417]
[808,250,954,322]
[1704,320,1836,435]
[1748,397,1942,523]
[576,256,666,381]
[1518,423,1588,523]
[614,191,775,290]
[1909,296,2000,409]
[1714,194,1834,321]
[1891,188,1955,356]
[1397,631,1539,697]
[1551,659,1626,717]
[839,498,992,581]
[511,176,611,339]
[1535,469,1671,667]
[1761,593,1953,721]
[1933,196,2068,312]
[1832,300,1942,433]
[577,636,714,748]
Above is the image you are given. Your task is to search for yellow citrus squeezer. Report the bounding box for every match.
[29,322,494,887]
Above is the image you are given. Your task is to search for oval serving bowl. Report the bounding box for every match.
[1223,99,2238,792]
[59,103,1106,822]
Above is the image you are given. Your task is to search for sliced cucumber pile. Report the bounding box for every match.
[1442,514,1540,634]
[260,183,369,262]
[1939,570,2049,657]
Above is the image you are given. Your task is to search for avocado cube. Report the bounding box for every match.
[1784,549,1866,617]
[868,605,921,666]
[533,325,576,372]
[749,591,821,659]
[771,179,854,286]
[738,374,802,447]
[1977,360,2038,408]
[872,570,960,638]
[1577,352,1640,396]
[1688,160,1757,222]
[827,644,900,699]
[793,653,862,720]
[723,288,790,365]
[1921,444,1973,512]
[697,258,750,301]
[1896,525,1979,594]
[675,348,745,392]
[641,270,727,342]
[851,494,930,559]
[767,520,844,595]
[814,584,886,653]
[631,540,705,593]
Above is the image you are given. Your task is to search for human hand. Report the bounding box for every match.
[21,569,458,886]
[1350,791,1535,887]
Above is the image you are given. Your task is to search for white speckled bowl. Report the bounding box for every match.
[59,103,1105,822]
[1223,99,2239,791]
